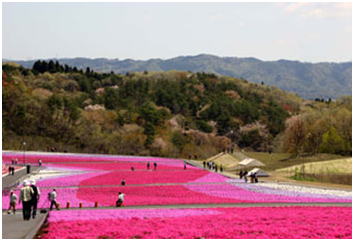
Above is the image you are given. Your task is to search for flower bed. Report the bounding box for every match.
[25,172,108,188]
[40,206,352,239]
[2,153,183,164]
[227,182,352,200]
[47,161,195,171]
[3,181,351,210]
[79,170,211,186]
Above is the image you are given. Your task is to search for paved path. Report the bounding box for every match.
[2,166,42,191]
[2,212,47,239]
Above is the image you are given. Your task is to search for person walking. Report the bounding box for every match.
[49,189,59,211]
[147,162,150,170]
[154,162,157,171]
[31,181,40,219]
[220,164,223,173]
[184,163,187,170]
[19,181,34,220]
[7,191,17,214]
[8,165,11,175]
[116,192,125,207]
[38,159,42,166]
[244,171,248,183]
[15,158,18,165]
[203,161,206,169]
[255,173,258,183]
[239,170,243,179]
[11,165,15,175]
[11,158,14,165]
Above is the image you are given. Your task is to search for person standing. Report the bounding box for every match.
[184,163,186,170]
[8,165,11,175]
[255,173,258,183]
[121,179,126,186]
[15,158,18,165]
[7,191,17,214]
[38,159,42,166]
[11,165,15,175]
[154,162,157,171]
[147,162,150,170]
[19,181,34,220]
[244,171,248,183]
[50,189,59,211]
[203,161,206,169]
[239,170,243,179]
[31,181,40,219]
[11,158,14,165]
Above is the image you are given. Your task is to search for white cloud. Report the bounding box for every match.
[238,21,245,28]
[278,2,352,19]
[142,15,151,21]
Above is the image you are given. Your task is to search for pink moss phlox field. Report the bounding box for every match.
[183,183,350,203]
[187,172,232,183]
[79,170,210,186]
[47,208,220,221]
[40,206,352,239]
[76,185,245,206]
[36,172,108,187]
[49,162,194,171]
[2,153,184,164]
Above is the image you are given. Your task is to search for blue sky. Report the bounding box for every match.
[2,2,352,62]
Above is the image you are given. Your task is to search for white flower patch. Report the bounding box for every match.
[21,167,89,185]
[257,182,352,198]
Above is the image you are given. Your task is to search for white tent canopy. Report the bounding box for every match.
[238,158,265,168]
[247,168,270,177]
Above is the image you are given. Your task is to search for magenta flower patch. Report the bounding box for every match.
[40,206,352,239]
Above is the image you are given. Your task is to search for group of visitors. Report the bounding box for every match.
[11,158,18,165]
[203,161,223,173]
[10,180,41,220]
[188,154,198,160]
[8,181,59,220]
[223,147,234,154]
[239,170,258,183]
[147,162,157,170]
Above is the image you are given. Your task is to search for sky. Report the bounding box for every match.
[2,2,352,63]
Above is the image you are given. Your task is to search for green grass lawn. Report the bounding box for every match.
[277,158,352,174]
[244,152,348,171]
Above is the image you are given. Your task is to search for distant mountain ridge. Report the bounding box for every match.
[4,54,352,99]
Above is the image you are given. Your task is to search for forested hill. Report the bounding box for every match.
[4,54,352,100]
[2,62,352,158]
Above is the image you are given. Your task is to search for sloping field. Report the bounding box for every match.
[276,158,352,174]
[205,153,240,169]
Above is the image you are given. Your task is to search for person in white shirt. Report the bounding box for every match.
[49,189,59,210]
[116,192,125,207]
[19,181,34,220]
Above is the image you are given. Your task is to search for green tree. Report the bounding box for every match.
[104,88,120,110]
[170,131,188,153]
[319,127,345,155]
